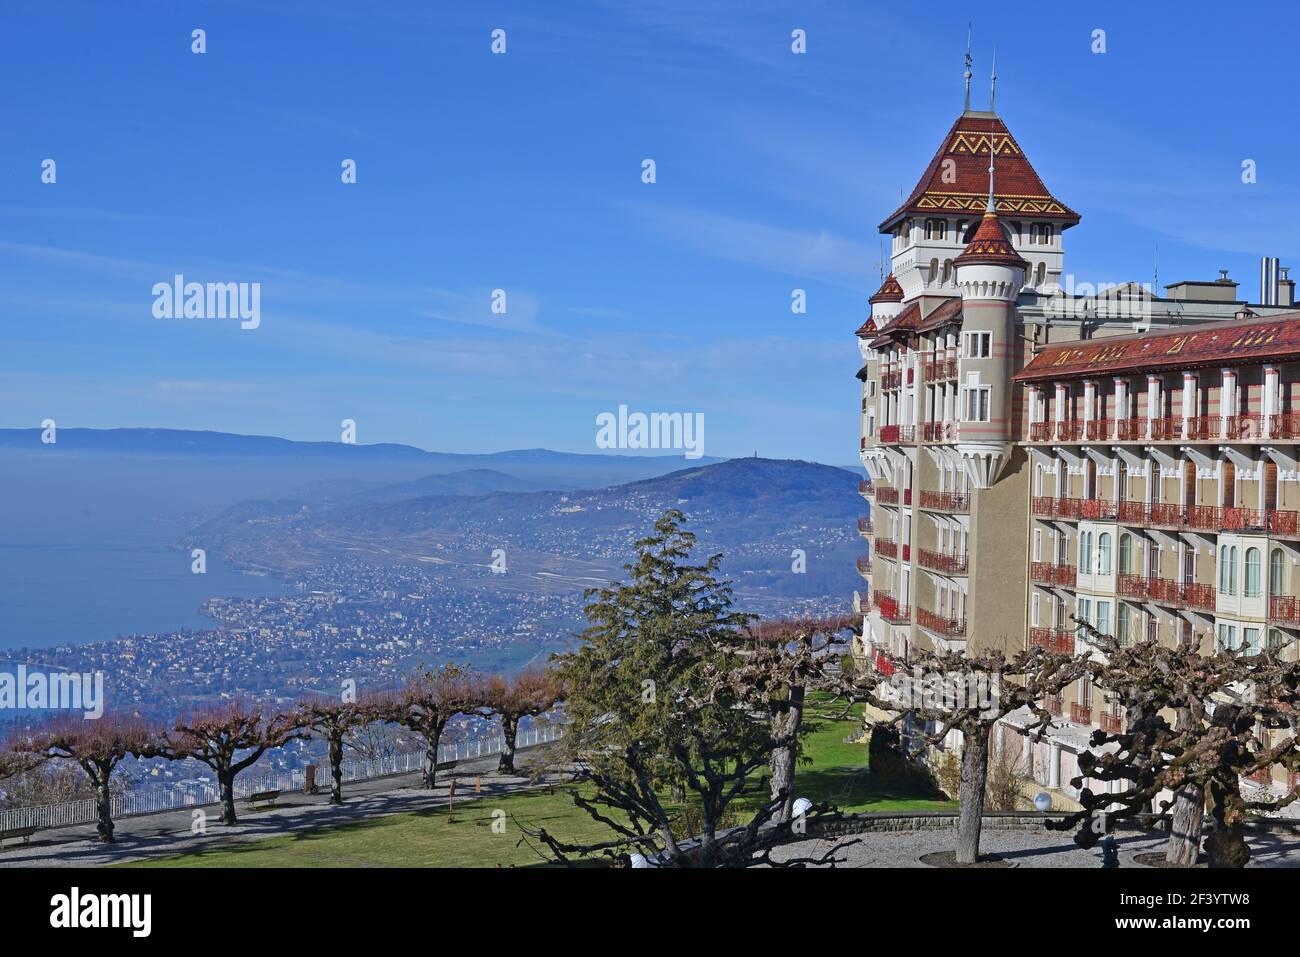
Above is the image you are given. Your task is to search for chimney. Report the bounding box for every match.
[1260,256,1281,305]
[1280,266,1295,307]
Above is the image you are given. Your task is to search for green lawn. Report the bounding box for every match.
[124,697,953,868]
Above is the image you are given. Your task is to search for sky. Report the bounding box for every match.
[3,0,1299,464]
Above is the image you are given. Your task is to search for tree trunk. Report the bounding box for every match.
[956,724,991,864]
[769,685,806,823]
[421,728,443,789]
[95,777,115,843]
[1165,783,1204,866]
[498,715,518,774]
[218,769,238,825]
[329,735,344,804]
[1204,780,1250,869]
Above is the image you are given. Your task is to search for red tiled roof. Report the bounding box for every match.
[953,212,1029,269]
[878,112,1080,232]
[1014,312,1300,382]
[855,316,879,338]
[917,297,963,332]
[869,273,904,304]
[869,302,920,349]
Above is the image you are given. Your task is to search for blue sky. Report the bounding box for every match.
[3,0,1298,464]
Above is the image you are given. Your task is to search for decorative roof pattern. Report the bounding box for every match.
[869,272,905,304]
[953,212,1030,269]
[855,316,879,338]
[868,302,920,349]
[878,113,1080,232]
[1014,312,1300,382]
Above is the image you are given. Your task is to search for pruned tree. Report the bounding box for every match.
[861,643,1086,864]
[163,702,305,825]
[718,614,859,822]
[479,667,563,774]
[529,510,858,868]
[370,664,480,789]
[296,697,369,804]
[1050,619,1300,868]
[10,714,158,842]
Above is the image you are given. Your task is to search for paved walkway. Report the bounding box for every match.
[774,825,1300,868]
[0,752,559,868]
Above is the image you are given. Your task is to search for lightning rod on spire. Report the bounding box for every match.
[963,24,973,113]
[990,47,997,113]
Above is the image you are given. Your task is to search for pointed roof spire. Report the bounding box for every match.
[963,24,973,113]
[986,117,997,213]
[990,47,997,113]
[869,272,905,304]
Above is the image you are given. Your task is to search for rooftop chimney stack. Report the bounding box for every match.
[1261,256,1281,306]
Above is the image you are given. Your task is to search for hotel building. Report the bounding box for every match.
[854,99,1300,801]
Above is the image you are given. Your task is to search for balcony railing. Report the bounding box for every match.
[1031,496,1083,520]
[917,607,966,637]
[1029,421,1053,442]
[882,372,902,390]
[1117,574,1149,599]
[879,425,916,444]
[858,479,873,497]
[876,487,898,505]
[917,549,968,575]
[1056,421,1084,442]
[923,358,957,381]
[1029,627,1074,655]
[918,490,969,513]
[874,594,910,624]
[874,650,896,677]
[1099,713,1123,734]
[1042,693,1063,716]
[856,555,871,578]
[1274,413,1300,439]
[1116,418,1145,441]
[1080,498,1118,521]
[875,539,898,560]
[1138,504,1298,536]
[1030,562,1077,588]
[1117,500,1148,523]
[1269,596,1300,628]
[1085,418,1113,441]
[922,421,957,442]
[1070,703,1093,725]
[857,516,873,536]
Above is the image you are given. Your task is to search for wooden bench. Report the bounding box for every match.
[0,826,37,848]
[243,789,281,810]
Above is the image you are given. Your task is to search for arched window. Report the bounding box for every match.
[1098,533,1112,575]
[1219,548,1231,593]
[942,259,953,284]
[1245,547,1261,597]
[1035,262,1047,287]
[1270,548,1285,596]
[1118,534,1132,575]
[929,257,940,282]
[1080,531,1093,574]
[1228,546,1239,596]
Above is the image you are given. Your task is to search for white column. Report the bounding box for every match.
[1146,374,1160,439]
[1083,379,1097,425]
[1113,376,1127,438]
[1182,372,1196,432]
[1265,364,1280,436]
[1055,383,1067,438]
[1022,733,1033,778]
[1049,742,1062,789]
[1027,385,1041,425]
[1220,367,1237,428]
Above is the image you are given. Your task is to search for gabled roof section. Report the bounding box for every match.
[878,111,1080,233]
[1014,312,1300,382]
[868,272,904,304]
[854,316,879,338]
[953,212,1029,269]
[917,297,963,333]
[868,302,920,349]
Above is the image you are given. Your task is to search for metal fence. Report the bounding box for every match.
[0,723,563,834]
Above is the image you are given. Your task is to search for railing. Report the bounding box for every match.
[1273,413,1300,439]
[1150,417,1183,441]
[922,421,957,442]
[857,516,873,535]
[1042,694,1063,716]
[0,724,565,835]
[916,607,966,637]
[1032,497,1083,520]
[1030,562,1076,588]
[1117,500,1148,524]
[1116,418,1145,441]
[1224,414,1264,440]
[875,594,910,624]
[1070,704,1093,725]
[882,372,901,391]
[1147,502,1183,527]
[1179,581,1216,611]
[880,424,900,443]
[875,539,898,559]
[1085,419,1113,441]
[856,555,872,577]
[1099,713,1123,734]
[1117,574,1150,599]
[1221,507,1267,532]
[1029,627,1074,655]
[876,486,898,505]
[918,490,969,513]
[917,549,968,575]
[874,650,896,677]
[1185,505,1220,531]
[858,479,873,497]
[1029,421,1053,442]
[1056,421,1084,442]
[1269,596,1300,627]
[1080,498,1118,520]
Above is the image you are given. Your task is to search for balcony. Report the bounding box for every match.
[1029,421,1053,442]
[1224,414,1265,441]
[1030,562,1076,588]
[1080,499,1118,521]
[1117,574,1150,599]
[1099,713,1123,734]
[1031,496,1083,520]
[1056,421,1084,442]
[1116,418,1145,441]
[1179,581,1216,612]
[1221,507,1268,533]
[875,539,898,560]
[924,357,958,381]
[922,421,957,442]
[1070,703,1093,725]
[918,490,969,513]
[1085,418,1113,441]
[1269,596,1300,628]
[876,486,898,505]
[917,548,968,575]
[874,593,911,624]
[1029,627,1074,655]
[858,479,873,498]
[1272,510,1300,537]
[879,424,916,444]
[857,516,873,536]
[917,607,966,637]
[1117,500,1148,524]
[856,555,871,578]
[1150,416,1183,441]
[873,650,896,677]
[1042,693,1063,716]
[1273,413,1300,439]
[881,372,902,391]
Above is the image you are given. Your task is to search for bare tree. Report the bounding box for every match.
[479,667,563,774]
[370,664,480,789]
[11,714,158,842]
[859,643,1085,864]
[296,697,368,804]
[163,702,305,825]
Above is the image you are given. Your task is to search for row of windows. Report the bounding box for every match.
[1072,532,1284,599]
[927,257,1050,286]
[922,218,1055,245]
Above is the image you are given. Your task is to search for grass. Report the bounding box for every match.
[124,696,953,868]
